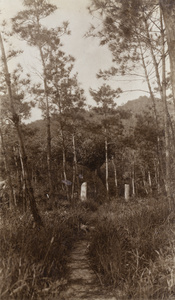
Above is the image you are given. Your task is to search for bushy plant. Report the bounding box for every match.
[88,198,175,299]
[0,208,81,299]
[79,199,99,212]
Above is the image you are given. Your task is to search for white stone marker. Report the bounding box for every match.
[81,182,87,201]
[124,184,130,201]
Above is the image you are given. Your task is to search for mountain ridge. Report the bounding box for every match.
[118,95,174,117]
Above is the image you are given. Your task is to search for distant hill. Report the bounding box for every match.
[118,95,174,117]
[27,96,174,133]
[119,96,153,113]
[116,95,175,134]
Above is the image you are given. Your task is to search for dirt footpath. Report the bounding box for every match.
[59,239,118,300]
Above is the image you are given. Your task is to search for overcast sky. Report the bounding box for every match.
[0,0,149,121]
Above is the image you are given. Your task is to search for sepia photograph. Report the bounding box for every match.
[0,0,175,299]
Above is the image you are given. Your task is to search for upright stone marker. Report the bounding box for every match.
[124,184,130,202]
[81,182,87,202]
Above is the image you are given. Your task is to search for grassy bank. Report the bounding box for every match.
[1,197,175,299]
[0,206,85,299]
[88,198,175,299]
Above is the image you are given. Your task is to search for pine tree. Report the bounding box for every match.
[0,33,42,225]
[90,84,122,197]
[12,0,69,205]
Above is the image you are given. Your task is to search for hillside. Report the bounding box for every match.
[119,96,153,113]
[118,95,174,117]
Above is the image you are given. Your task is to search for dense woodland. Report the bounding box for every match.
[0,0,175,299]
[1,95,174,209]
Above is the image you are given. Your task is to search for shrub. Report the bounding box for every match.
[79,199,99,212]
[88,198,174,298]
[0,208,80,299]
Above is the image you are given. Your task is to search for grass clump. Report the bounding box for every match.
[79,199,99,212]
[0,208,81,299]
[88,198,175,299]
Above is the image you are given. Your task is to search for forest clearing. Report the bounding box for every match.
[0,0,175,299]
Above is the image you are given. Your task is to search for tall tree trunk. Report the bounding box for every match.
[71,134,75,201]
[138,38,165,190]
[35,15,53,204]
[132,175,135,196]
[58,95,70,201]
[160,0,175,111]
[148,170,152,194]
[154,159,161,194]
[160,11,173,207]
[139,16,174,201]
[0,128,15,208]
[131,153,135,197]
[18,147,27,212]
[111,155,118,196]
[105,129,109,198]
[13,146,22,205]
[71,133,79,202]
[143,12,175,136]
[141,168,149,195]
[143,13,163,96]
[0,33,42,225]
[61,129,69,201]
[38,44,53,204]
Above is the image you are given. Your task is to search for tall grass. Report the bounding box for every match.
[0,207,83,299]
[88,198,175,299]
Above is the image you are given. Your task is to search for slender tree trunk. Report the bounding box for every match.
[141,168,149,195]
[38,45,53,204]
[148,170,152,194]
[143,14,163,94]
[160,12,173,207]
[58,95,70,201]
[139,20,174,200]
[159,10,175,156]
[35,15,53,204]
[73,133,79,193]
[132,151,136,196]
[154,159,160,193]
[138,39,159,128]
[160,0,175,111]
[71,133,79,202]
[132,175,135,196]
[0,128,15,208]
[111,155,118,196]
[105,129,109,198]
[18,147,27,212]
[61,136,69,201]
[94,169,97,199]
[144,12,175,137]
[138,38,165,190]
[131,163,135,197]
[0,33,42,225]
[71,135,75,201]
[13,146,22,205]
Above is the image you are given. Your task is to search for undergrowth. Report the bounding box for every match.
[1,197,175,299]
[88,197,175,299]
[0,207,84,299]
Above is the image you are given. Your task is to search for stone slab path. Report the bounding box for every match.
[59,238,118,300]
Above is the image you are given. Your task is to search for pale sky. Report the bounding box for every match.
[0,0,149,122]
